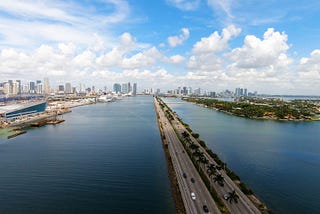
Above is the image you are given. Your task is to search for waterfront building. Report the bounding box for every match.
[15,80,21,95]
[4,82,12,96]
[36,80,43,94]
[0,83,4,95]
[36,83,44,94]
[128,82,132,93]
[122,83,128,94]
[65,82,72,94]
[12,81,20,95]
[133,83,137,95]
[194,88,201,96]
[113,83,121,93]
[0,100,47,120]
[44,78,50,94]
[58,85,64,94]
[29,82,36,94]
[210,92,216,98]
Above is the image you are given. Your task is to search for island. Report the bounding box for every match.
[183,97,320,121]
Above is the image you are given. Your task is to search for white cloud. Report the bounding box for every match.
[187,54,222,71]
[296,49,320,89]
[207,0,233,18]
[58,43,76,56]
[169,55,186,64]
[168,28,190,47]
[228,28,290,69]
[122,47,163,69]
[193,25,241,53]
[0,0,130,48]
[167,0,200,11]
[73,50,96,68]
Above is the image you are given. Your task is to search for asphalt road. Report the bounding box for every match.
[166,100,262,214]
[154,98,221,214]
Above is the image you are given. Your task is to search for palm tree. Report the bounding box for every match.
[213,174,224,186]
[207,164,216,173]
[227,190,239,204]
[200,156,209,168]
[182,131,189,139]
[189,142,199,151]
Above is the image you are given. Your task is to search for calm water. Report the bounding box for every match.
[164,98,320,214]
[0,96,175,214]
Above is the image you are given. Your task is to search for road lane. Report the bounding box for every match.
[154,98,221,214]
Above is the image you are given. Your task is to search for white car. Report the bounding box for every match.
[224,193,230,200]
[191,192,196,200]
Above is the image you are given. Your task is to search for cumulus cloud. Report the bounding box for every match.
[193,25,241,53]
[168,28,190,47]
[228,28,290,69]
[122,47,163,69]
[296,49,320,90]
[167,0,200,11]
[169,55,186,64]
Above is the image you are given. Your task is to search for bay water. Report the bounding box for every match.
[1,95,319,214]
[164,98,320,214]
[0,96,175,214]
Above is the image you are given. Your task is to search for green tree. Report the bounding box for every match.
[227,190,239,204]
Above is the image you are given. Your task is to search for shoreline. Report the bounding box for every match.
[159,97,273,214]
[0,99,96,139]
[185,98,320,122]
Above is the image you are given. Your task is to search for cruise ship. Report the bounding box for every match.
[0,100,47,120]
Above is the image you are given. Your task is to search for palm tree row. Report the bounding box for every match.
[180,127,242,205]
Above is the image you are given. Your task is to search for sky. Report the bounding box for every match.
[0,0,320,95]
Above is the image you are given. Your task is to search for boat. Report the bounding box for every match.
[98,94,115,102]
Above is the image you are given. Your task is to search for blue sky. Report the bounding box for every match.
[0,0,320,95]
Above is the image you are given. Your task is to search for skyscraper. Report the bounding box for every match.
[133,83,137,95]
[65,82,72,94]
[113,83,121,93]
[29,82,35,93]
[121,83,128,94]
[44,78,50,94]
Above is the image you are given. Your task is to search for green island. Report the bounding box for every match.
[183,97,320,121]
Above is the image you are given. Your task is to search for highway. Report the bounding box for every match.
[154,98,221,214]
[165,99,262,214]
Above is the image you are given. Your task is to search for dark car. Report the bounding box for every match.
[191,178,195,183]
[203,205,209,213]
[183,173,187,178]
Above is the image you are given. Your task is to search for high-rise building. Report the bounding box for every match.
[182,87,188,95]
[36,80,42,94]
[194,88,201,95]
[128,82,132,93]
[15,80,21,94]
[58,85,64,93]
[65,82,72,94]
[44,78,50,94]
[113,83,121,93]
[12,81,20,95]
[121,83,128,94]
[29,82,35,93]
[4,82,11,95]
[37,83,44,94]
[133,83,137,95]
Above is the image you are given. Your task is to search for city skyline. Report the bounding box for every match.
[0,1,319,95]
